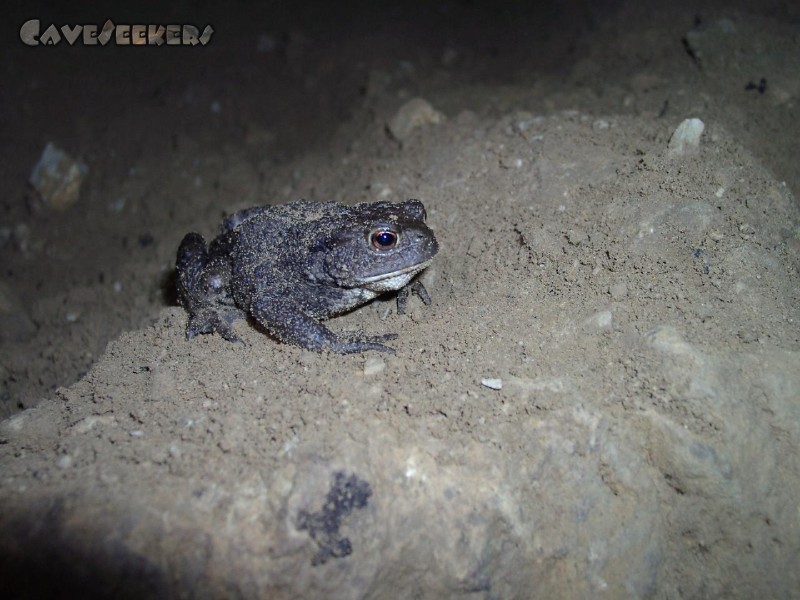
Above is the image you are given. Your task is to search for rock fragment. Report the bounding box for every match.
[387,98,444,142]
[29,142,88,210]
[667,118,705,158]
[481,378,502,390]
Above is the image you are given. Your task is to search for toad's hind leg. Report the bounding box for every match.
[176,233,208,304]
[176,233,244,342]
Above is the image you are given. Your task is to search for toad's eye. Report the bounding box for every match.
[370,228,398,250]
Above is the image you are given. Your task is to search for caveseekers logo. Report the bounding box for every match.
[20,19,213,46]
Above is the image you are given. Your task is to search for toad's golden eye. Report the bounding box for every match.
[370,228,398,250]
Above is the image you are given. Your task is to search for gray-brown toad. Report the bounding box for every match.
[175,199,438,353]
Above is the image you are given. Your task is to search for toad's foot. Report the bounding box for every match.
[251,298,399,354]
[396,279,431,315]
[185,306,245,343]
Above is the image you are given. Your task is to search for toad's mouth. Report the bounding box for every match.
[354,257,434,285]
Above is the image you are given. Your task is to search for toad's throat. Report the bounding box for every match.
[354,258,434,285]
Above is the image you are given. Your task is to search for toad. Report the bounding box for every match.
[175,199,438,354]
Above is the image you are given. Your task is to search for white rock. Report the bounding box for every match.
[667,118,705,158]
[363,357,386,376]
[387,98,445,142]
[481,378,503,390]
[29,142,88,210]
[587,310,613,330]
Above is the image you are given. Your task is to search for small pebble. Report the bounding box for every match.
[499,157,524,169]
[387,98,444,142]
[29,142,88,210]
[364,357,386,376]
[587,310,613,330]
[481,378,503,391]
[667,118,705,158]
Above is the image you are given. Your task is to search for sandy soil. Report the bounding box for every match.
[1,1,799,597]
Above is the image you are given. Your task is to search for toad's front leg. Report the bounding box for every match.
[249,293,397,354]
[396,278,432,315]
